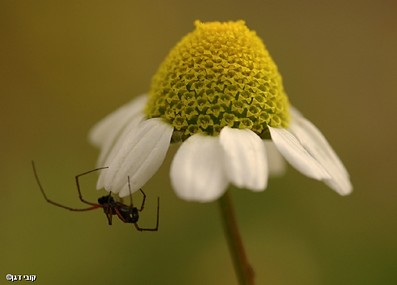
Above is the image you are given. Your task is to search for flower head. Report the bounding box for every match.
[146,20,289,142]
[89,20,352,202]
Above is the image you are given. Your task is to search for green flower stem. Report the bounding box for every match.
[218,191,255,285]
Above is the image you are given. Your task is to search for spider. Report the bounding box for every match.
[31,161,159,232]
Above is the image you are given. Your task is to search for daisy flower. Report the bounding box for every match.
[89,20,352,202]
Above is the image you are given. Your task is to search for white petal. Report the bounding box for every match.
[170,134,228,202]
[219,127,268,191]
[98,114,144,167]
[99,118,173,197]
[89,95,147,147]
[264,140,286,176]
[88,95,148,166]
[269,127,330,180]
[289,108,352,195]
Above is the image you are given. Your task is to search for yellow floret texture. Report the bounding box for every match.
[146,20,290,142]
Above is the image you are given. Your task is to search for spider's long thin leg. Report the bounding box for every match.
[32,161,100,211]
[134,197,160,232]
[103,205,114,225]
[138,188,146,212]
[127,176,135,208]
[75,166,109,206]
[125,175,159,232]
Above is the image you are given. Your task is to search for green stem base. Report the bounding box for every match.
[218,191,255,285]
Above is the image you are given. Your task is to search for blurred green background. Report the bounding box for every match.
[1,0,396,284]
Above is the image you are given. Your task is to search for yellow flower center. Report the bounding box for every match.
[145,20,290,142]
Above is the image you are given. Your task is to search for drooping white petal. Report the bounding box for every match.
[264,140,286,176]
[89,95,147,147]
[88,95,148,166]
[170,134,228,202]
[98,114,144,168]
[98,118,173,197]
[219,127,268,191]
[98,115,145,167]
[289,108,352,195]
[269,127,330,180]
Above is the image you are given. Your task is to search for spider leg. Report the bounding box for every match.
[138,188,146,212]
[103,206,114,225]
[133,197,160,232]
[75,166,109,207]
[31,161,100,211]
[126,176,160,232]
[127,176,135,208]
